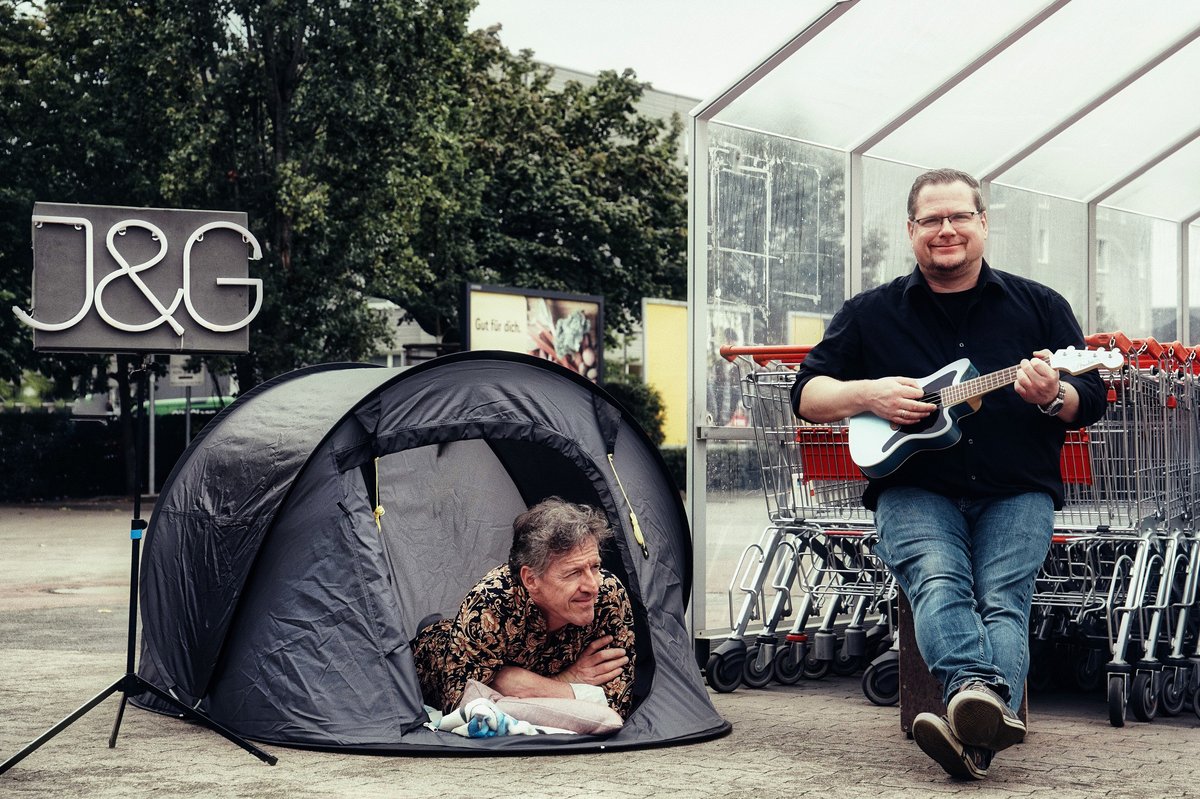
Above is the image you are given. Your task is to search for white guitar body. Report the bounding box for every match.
[848,359,978,479]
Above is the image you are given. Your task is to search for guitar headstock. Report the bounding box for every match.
[1049,346,1124,374]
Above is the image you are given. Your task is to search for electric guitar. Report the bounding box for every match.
[847,347,1123,479]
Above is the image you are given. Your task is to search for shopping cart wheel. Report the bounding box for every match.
[1159,668,1188,716]
[831,647,862,677]
[866,627,893,661]
[1129,671,1157,722]
[772,647,805,685]
[801,649,831,681]
[1107,674,1127,727]
[741,644,775,689]
[1027,659,1053,694]
[705,651,745,693]
[861,652,899,706]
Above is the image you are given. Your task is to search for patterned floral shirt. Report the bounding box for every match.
[412,564,637,719]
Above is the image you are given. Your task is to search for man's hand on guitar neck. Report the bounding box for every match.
[1015,348,1079,422]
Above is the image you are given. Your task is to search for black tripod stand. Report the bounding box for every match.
[0,358,275,775]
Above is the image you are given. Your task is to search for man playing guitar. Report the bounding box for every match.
[792,168,1108,780]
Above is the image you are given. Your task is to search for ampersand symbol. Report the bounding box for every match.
[94,219,185,335]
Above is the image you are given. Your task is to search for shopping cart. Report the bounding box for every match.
[1030,332,1200,725]
[703,345,817,693]
[703,345,896,703]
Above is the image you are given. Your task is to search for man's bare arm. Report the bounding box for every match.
[489,666,575,699]
[488,637,628,699]
[799,374,936,425]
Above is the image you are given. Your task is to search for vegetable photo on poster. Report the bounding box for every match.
[526,296,601,381]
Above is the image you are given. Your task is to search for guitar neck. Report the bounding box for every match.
[934,348,1118,409]
[940,365,1021,407]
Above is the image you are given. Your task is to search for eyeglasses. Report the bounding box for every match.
[910,210,983,230]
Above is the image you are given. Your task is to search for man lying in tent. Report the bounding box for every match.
[412,497,637,730]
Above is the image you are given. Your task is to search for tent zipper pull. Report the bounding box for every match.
[373,457,385,532]
[608,453,649,559]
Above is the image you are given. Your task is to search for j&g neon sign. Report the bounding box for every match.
[15,214,262,335]
[15,203,261,354]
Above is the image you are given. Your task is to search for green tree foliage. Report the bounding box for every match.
[153,0,480,387]
[1,1,189,489]
[404,31,688,343]
[0,2,142,396]
[0,0,477,388]
[600,371,666,447]
[1,1,687,397]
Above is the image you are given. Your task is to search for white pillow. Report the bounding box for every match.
[457,679,623,735]
[494,696,623,735]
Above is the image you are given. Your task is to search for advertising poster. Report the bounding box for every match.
[466,285,604,383]
[642,298,686,446]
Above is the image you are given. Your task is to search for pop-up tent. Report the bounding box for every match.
[133,351,729,752]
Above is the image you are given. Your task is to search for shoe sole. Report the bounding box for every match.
[912,715,987,780]
[948,692,1026,751]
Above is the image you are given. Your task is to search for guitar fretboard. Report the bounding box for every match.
[939,365,1020,407]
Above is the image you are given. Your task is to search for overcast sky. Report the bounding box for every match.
[466,0,820,101]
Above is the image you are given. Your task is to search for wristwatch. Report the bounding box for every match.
[1039,381,1066,416]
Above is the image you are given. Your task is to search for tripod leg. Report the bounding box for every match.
[0,679,122,775]
[131,677,277,766]
[109,693,128,748]
[109,515,144,750]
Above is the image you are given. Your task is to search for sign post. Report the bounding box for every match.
[168,355,207,445]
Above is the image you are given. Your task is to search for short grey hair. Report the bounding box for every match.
[508,497,613,582]
[907,168,984,220]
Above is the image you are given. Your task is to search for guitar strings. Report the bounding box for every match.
[924,367,1016,407]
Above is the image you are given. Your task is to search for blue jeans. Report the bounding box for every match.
[874,487,1053,712]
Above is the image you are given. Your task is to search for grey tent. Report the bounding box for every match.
[133,351,729,752]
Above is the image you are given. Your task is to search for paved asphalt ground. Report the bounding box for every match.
[1,500,1197,798]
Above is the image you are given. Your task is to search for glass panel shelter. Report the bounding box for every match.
[687,0,1200,643]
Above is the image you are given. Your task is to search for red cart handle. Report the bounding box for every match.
[1085,331,1135,353]
[719,343,814,366]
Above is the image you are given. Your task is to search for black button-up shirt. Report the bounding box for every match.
[791,261,1108,510]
